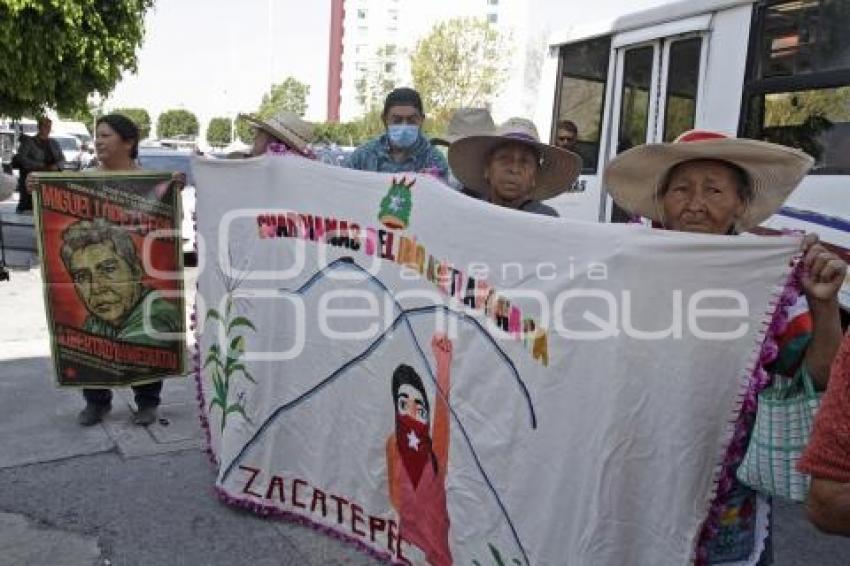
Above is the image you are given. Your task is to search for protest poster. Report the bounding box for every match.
[193,155,799,565]
[34,171,186,387]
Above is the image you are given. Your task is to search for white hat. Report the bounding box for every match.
[431,108,496,146]
[448,117,582,201]
[603,130,814,231]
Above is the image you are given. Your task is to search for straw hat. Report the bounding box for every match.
[603,130,814,231]
[448,117,582,201]
[237,110,315,155]
[431,108,496,146]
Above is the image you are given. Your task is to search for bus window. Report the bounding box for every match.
[741,0,850,174]
[552,36,611,173]
[618,46,654,154]
[756,0,850,79]
[663,38,702,142]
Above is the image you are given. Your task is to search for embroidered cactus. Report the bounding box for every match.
[379,176,415,230]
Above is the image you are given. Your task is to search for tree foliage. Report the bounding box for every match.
[235,115,254,145]
[111,107,151,139]
[257,76,310,119]
[157,109,199,139]
[234,76,310,145]
[313,109,384,147]
[410,17,510,124]
[757,88,850,162]
[206,116,232,147]
[764,88,850,127]
[0,0,154,118]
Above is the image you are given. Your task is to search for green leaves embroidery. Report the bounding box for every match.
[204,295,256,431]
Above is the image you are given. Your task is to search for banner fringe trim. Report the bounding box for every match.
[214,486,397,564]
[692,255,803,565]
[190,214,219,467]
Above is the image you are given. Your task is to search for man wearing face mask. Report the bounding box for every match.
[345,87,449,181]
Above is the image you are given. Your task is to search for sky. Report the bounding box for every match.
[106,0,676,134]
[107,0,332,129]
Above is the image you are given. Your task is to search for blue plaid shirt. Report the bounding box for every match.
[345,132,448,181]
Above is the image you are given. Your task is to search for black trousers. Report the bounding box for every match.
[82,381,162,409]
[16,182,32,212]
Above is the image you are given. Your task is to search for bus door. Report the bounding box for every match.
[605,20,710,222]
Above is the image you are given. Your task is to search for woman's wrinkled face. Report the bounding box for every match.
[485,142,538,205]
[95,123,134,167]
[68,242,140,326]
[660,160,747,234]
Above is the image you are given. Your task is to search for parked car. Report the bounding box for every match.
[312,144,354,166]
[137,148,196,256]
[52,134,84,170]
[53,120,92,148]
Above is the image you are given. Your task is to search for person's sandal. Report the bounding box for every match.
[133,406,157,427]
[77,403,110,426]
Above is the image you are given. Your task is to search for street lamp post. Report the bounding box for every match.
[89,93,103,139]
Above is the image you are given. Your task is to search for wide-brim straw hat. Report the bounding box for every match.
[431,107,496,146]
[238,110,315,155]
[448,117,582,201]
[603,129,814,231]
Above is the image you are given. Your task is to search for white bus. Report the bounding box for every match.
[538,0,850,309]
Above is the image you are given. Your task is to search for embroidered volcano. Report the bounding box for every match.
[378,177,415,230]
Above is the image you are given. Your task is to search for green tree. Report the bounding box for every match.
[257,76,310,118]
[234,76,310,145]
[157,109,199,139]
[0,1,153,118]
[763,88,850,127]
[313,110,384,147]
[757,88,850,162]
[206,117,232,147]
[235,114,254,144]
[350,108,384,143]
[111,107,152,139]
[312,122,347,145]
[410,17,510,125]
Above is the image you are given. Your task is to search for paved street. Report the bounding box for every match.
[0,263,379,566]
[1,240,848,565]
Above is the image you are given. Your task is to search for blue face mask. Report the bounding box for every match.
[387,124,419,149]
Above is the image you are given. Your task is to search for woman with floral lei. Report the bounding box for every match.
[237,110,316,159]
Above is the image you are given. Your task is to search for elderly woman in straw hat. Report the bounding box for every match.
[448,117,581,217]
[604,129,847,565]
[236,110,316,158]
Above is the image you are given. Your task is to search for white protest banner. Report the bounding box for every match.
[192,155,797,565]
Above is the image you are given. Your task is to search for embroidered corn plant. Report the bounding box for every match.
[472,543,524,566]
[204,293,257,431]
